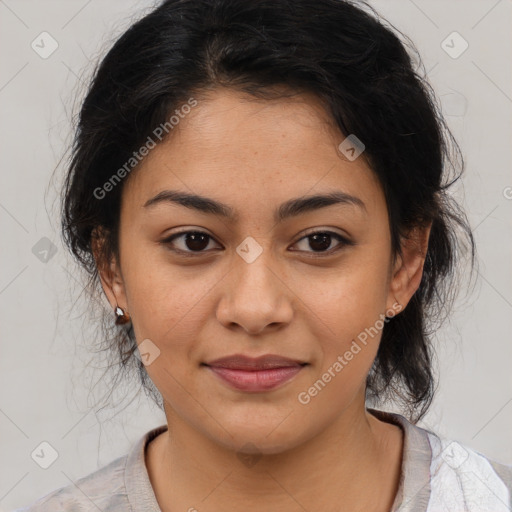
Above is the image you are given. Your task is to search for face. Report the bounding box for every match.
[98,88,426,454]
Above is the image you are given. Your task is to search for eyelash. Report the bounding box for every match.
[161,229,353,258]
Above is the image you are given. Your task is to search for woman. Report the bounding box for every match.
[17,0,511,510]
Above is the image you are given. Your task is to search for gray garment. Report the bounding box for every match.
[13,408,512,511]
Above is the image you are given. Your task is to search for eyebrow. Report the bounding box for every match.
[143,189,366,223]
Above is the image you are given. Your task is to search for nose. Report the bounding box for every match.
[215,250,294,335]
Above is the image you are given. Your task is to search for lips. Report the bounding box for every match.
[204,354,307,371]
[203,354,308,392]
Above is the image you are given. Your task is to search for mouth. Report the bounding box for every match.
[202,354,308,392]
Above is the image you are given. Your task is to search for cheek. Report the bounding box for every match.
[295,250,390,390]
[300,251,390,336]
[119,236,215,346]
[295,282,385,416]
[126,271,215,349]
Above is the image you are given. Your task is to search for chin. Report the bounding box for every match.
[208,415,312,456]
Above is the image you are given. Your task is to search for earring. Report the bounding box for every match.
[115,305,131,325]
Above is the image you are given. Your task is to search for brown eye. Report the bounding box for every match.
[162,231,220,255]
[162,229,352,257]
[291,231,352,255]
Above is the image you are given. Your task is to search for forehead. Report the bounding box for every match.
[122,88,384,218]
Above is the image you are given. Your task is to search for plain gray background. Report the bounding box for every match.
[1,0,511,509]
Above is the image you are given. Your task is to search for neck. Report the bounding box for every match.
[146,395,403,512]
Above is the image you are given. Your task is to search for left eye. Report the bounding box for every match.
[292,231,350,254]
[162,230,351,256]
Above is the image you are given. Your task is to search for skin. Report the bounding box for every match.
[94,87,431,511]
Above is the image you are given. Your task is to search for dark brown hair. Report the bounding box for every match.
[62,0,476,423]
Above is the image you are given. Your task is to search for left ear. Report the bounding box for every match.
[386,223,432,312]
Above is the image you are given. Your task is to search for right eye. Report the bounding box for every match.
[161,230,222,256]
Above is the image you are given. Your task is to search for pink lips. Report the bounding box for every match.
[204,354,306,392]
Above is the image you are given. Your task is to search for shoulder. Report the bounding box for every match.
[368,408,512,512]
[12,453,130,511]
[13,424,168,512]
[424,428,512,511]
